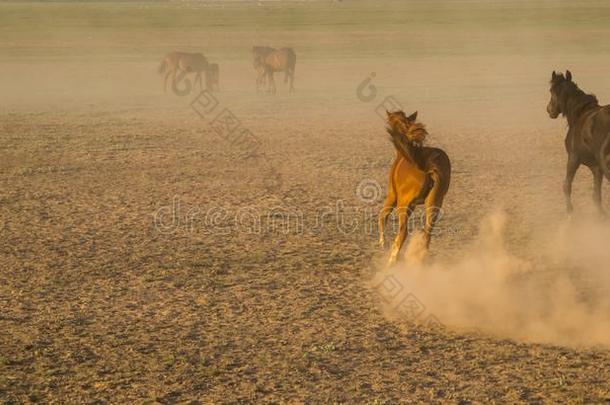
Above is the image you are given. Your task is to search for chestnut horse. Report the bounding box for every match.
[252,46,296,94]
[379,111,451,265]
[547,70,610,215]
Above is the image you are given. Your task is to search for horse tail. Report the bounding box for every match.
[422,151,451,241]
[285,49,296,83]
[426,150,451,201]
[158,59,167,75]
[600,134,610,181]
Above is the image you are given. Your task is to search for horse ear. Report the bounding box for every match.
[407,111,418,122]
[386,110,391,116]
[566,70,572,81]
[552,71,557,80]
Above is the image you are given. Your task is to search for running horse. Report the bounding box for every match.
[158,51,210,93]
[252,46,296,94]
[547,70,610,215]
[379,111,451,265]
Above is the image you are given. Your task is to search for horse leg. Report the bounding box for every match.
[564,156,580,214]
[268,72,276,94]
[164,69,172,93]
[289,69,295,93]
[422,186,446,251]
[171,69,178,91]
[378,185,396,249]
[195,71,202,92]
[388,206,411,266]
[256,70,265,92]
[591,165,605,216]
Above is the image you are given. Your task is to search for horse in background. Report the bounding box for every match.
[252,46,296,94]
[379,110,451,265]
[547,70,610,215]
[158,51,209,93]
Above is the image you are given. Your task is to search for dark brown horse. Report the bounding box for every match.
[379,111,451,265]
[158,51,210,92]
[547,70,610,214]
[252,46,296,94]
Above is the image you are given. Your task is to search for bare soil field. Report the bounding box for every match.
[1,1,610,403]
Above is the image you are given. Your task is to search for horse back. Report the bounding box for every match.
[264,48,295,71]
[568,105,610,165]
[592,104,610,151]
[594,104,610,130]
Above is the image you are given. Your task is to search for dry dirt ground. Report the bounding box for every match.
[2,1,610,403]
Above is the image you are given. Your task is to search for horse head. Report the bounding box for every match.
[547,70,572,119]
[386,110,425,146]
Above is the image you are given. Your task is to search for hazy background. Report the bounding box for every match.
[2,0,610,121]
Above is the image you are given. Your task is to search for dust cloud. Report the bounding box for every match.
[375,211,610,348]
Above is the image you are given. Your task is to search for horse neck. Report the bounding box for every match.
[401,139,424,166]
[564,86,598,127]
[387,123,420,164]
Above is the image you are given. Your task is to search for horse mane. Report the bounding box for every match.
[552,74,599,124]
[404,122,428,146]
[385,111,429,168]
[386,125,426,168]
